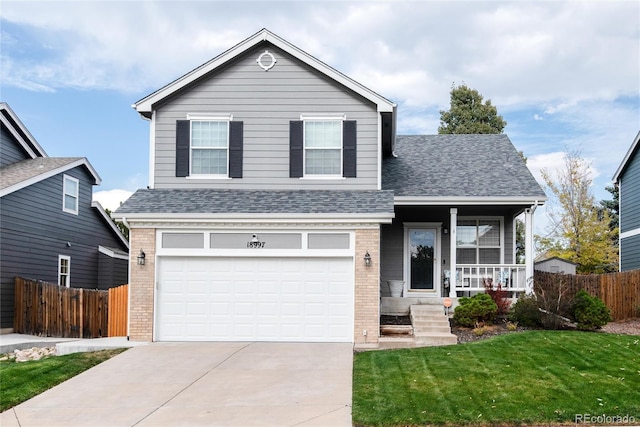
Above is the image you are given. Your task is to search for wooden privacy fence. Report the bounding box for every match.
[108,284,128,337]
[14,278,129,338]
[534,270,640,321]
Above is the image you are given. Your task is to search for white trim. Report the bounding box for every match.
[98,245,129,260]
[299,113,346,121]
[63,174,79,215]
[58,255,71,288]
[394,196,547,206]
[0,158,101,198]
[134,29,396,116]
[115,212,394,225]
[148,111,155,189]
[377,112,382,191]
[187,113,233,121]
[620,227,640,239]
[403,223,442,297]
[0,102,47,158]
[613,130,640,182]
[155,229,355,257]
[92,201,130,249]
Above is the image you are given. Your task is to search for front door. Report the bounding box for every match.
[408,228,438,294]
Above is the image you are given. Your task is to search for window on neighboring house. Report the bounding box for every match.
[63,175,79,215]
[58,255,70,287]
[456,218,502,264]
[289,116,356,178]
[175,117,243,178]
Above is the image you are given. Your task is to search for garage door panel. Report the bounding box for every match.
[156,257,354,342]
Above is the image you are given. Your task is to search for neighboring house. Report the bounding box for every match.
[115,29,546,346]
[534,255,577,275]
[0,102,129,331]
[613,131,640,271]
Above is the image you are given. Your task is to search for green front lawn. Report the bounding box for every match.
[353,331,640,426]
[0,349,126,412]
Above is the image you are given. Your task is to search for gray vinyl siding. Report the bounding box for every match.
[620,234,640,272]
[619,151,640,233]
[0,166,128,328]
[98,253,128,289]
[152,44,380,190]
[1,125,31,167]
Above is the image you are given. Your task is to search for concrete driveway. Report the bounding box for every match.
[1,342,353,427]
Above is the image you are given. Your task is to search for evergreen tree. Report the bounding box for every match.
[438,83,507,134]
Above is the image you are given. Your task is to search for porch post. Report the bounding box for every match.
[524,207,534,295]
[449,208,457,298]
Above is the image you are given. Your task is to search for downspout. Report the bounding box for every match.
[524,201,539,295]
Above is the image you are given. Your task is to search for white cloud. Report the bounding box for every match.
[93,189,133,212]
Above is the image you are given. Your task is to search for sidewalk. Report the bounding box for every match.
[0,333,146,355]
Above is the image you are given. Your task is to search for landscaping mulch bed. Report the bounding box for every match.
[381,315,640,344]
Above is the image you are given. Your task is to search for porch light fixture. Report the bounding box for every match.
[137,249,146,266]
[364,251,372,267]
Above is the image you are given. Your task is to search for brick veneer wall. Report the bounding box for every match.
[354,227,380,345]
[128,228,156,341]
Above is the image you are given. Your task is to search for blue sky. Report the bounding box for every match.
[2,1,639,237]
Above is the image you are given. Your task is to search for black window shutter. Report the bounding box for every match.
[343,120,357,178]
[290,121,303,178]
[175,120,190,177]
[229,121,243,178]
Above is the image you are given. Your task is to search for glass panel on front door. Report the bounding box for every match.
[409,229,436,291]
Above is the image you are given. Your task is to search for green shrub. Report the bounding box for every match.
[508,295,542,327]
[571,290,611,331]
[453,293,498,327]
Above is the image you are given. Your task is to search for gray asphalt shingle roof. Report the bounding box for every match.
[383,134,547,199]
[0,157,84,192]
[115,189,396,215]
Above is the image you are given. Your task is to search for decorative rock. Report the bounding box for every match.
[5,347,57,362]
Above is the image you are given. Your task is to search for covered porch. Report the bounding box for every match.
[379,203,540,315]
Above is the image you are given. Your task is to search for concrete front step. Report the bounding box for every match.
[413,332,458,346]
[378,336,416,349]
[410,304,458,347]
[411,325,452,333]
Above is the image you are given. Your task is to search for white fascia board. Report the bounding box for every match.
[92,201,130,249]
[0,103,47,158]
[114,212,395,225]
[133,29,396,115]
[394,196,548,206]
[1,158,102,198]
[613,130,640,182]
[98,245,129,260]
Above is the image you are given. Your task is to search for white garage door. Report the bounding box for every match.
[156,257,354,342]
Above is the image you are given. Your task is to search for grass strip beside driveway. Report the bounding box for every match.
[353,331,640,426]
[0,348,126,412]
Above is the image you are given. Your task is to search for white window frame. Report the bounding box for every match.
[58,255,70,287]
[456,217,504,264]
[62,175,79,215]
[188,114,232,178]
[301,114,345,178]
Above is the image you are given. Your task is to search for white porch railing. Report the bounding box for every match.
[455,264,527,292]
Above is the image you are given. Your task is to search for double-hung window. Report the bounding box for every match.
[289,115,356,179]
[304,120,343,176]
[63,175,79,215]
[175,115,243,179]
[58,255,70,287]
[456,218,502,264]
[190,119,229,176]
